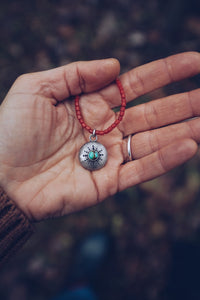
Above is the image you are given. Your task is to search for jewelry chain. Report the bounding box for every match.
[75,78,126,135]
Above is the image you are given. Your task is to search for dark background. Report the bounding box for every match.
[0,0,200,299]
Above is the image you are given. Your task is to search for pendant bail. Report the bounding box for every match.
[89,129,97,142]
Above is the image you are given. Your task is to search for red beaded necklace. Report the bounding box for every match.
[75,78,126,171]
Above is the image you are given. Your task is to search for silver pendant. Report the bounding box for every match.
[79,131,107,171]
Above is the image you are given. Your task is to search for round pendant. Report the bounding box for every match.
[79,141,107,171]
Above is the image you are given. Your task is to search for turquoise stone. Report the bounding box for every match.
[88,151,99,160]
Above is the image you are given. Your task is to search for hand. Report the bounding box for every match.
[0,52,199,221]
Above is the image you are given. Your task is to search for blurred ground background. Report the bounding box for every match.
[0,0,200,299]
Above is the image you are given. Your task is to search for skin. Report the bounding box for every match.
[0,52,199,221]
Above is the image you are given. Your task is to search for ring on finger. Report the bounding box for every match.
[127,134,133,161]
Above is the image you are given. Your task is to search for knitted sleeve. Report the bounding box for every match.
[0,187,34,267]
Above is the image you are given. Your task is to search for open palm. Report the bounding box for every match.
[0,52,199,221]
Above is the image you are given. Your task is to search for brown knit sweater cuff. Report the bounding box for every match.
[0,187,34,267]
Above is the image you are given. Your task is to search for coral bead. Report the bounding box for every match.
[75,78,126,135]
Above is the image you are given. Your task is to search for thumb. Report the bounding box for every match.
[10,59,120,101]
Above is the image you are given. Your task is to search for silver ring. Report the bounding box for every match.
[127,134,133,161]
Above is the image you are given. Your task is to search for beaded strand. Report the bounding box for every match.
[75,78,126,135]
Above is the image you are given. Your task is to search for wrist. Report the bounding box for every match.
[0,165,28,218]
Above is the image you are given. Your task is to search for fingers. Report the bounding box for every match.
[102,52,200,107]
[119,88,200,135]
[122,118,200,160]
[10,59,120,101]
[122,51,200,103]
[119,139,198,191]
